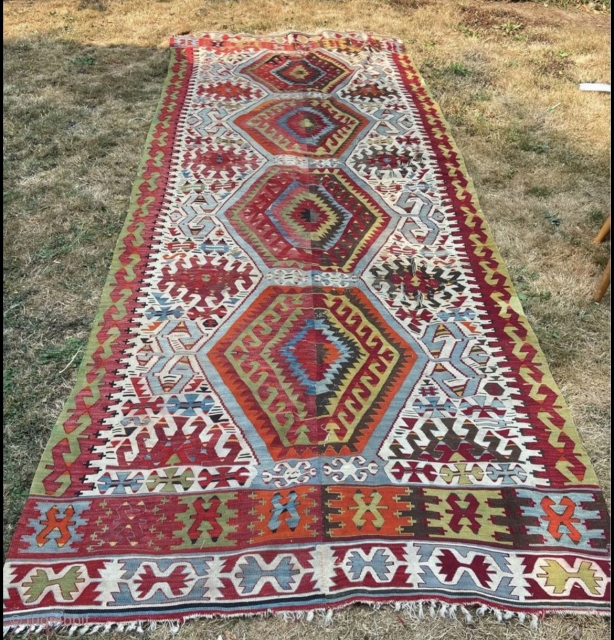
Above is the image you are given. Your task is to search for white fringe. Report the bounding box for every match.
[5,599,608,636]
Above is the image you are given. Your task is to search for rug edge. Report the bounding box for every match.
[3,595,611,635]
[391,50,602,489]
[26,47,189,497]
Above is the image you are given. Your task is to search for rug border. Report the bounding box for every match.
[26,47,190,497]
[390,51,600,487]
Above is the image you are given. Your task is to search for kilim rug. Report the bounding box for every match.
[3,31,611,633]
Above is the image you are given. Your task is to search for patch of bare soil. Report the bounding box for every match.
[483,0,610,29]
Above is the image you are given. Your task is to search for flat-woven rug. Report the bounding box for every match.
[3,31,610,633]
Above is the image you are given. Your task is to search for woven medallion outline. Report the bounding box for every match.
[241,50,352,94]
[233,96,370,157]
[209,286,417,460]
[2,32,610,630]
[223,166,390,271]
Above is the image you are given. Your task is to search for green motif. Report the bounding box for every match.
[173,493,238,548]
[22,566,85,604]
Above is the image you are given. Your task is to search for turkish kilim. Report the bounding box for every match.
[3,32,610,633]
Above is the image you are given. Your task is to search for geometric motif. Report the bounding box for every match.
[234,97,371,157]
[157,253,260,309]
[223,166,391,271]
[241,50,352,94]
[3,32,610,633]
[209,287,417,460]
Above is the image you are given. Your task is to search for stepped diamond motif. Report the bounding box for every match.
[208,287,418,461]
[233,97,371,157]
[222,166,391,271]
[241,50,352,94]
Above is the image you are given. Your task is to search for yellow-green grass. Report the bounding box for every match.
[3,1,610,638]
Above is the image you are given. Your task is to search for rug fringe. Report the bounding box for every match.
[4,597,612,636]
[5,598,576,636]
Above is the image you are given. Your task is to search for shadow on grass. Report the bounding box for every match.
[3,36,169,558]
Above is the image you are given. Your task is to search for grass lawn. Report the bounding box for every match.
[3,1,610,638]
